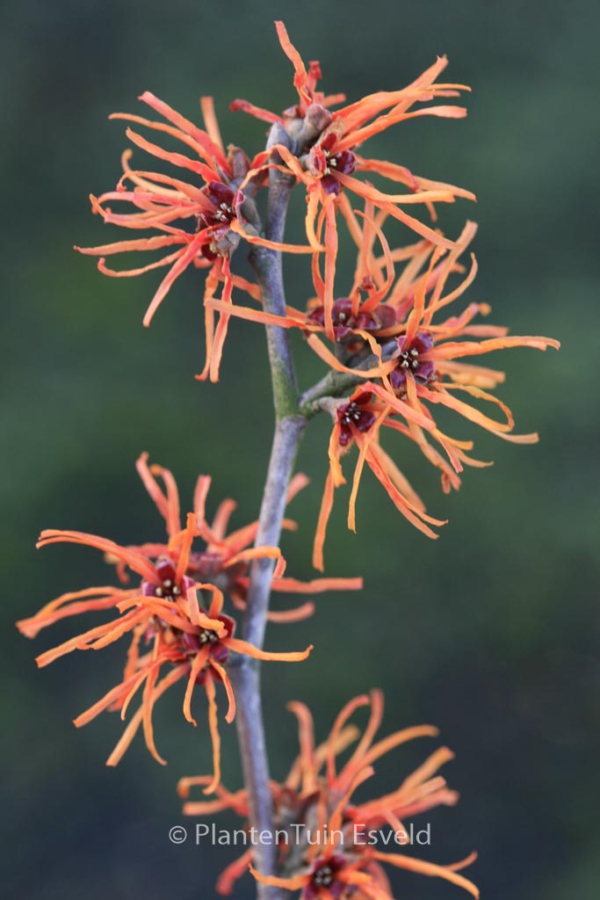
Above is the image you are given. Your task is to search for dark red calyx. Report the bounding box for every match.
[309,134,356,196]
[181,612,235,669]
[308,298,396,339]
[337,393,376,447]
[308,60,323,86]
[205,182,236,220]
[197,181,238,260]
[371,304,397,330]
[390,330,436,392]
[188,551,224,581]
[141,559,195,603]
[304,856,347,899]
[197,181,236,234]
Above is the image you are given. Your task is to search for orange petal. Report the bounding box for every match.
[105,664,187,766]
[138,91,229,171]
[74,670,145,728]
[209,659,237,723]
[200,96,224,152]
[271,576,363,593]
[37,529,158,582]
[183,649,210,725]
[230,97,282,123]
[226,637,313,662]
[371,850,479,898]
[75,234,185,256]
[216,848,255,895]
[142,659,167,765]
[17,590,126,638]
[287,700,316,792]
[274,21,310,106]
[124,127,217,181]
[203,672,222,794]
[307,334,395,378]
[208,256,234,383]
[193,474,212,529]
[175,513,197,582]
[312,470,335,572]
[323,197,339,340]
[267,603,315,623]
[327,694,371,785]
[249,866,307,891]
[142,233,206,326]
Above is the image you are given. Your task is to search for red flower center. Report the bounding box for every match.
[199,182,236,227]
[390,331,436,393]
[181,612,235,675]
[196,181,237,259]
[312,866,334,887]
[337,393,376,447]
[305,856,347,899]
[309,135,356,196]
[308,297,396,338]
[188,551,225,581]
[141,559,195,603]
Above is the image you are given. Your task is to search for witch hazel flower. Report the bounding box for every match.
[179,690,478,899]
[19,538,311,789]
[233,21,475,339]
[17,455,360,786]
[75,91,314,381]
[313,386,446,569]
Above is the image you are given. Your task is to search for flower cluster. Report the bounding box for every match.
[75,92,314,382]
[231,22,476,341]
[72,21,557,565]
[179,690,478,899]
[17,455,360,788]
[75,22,474,377]
[305,221,559,566]
[209,213,558,566]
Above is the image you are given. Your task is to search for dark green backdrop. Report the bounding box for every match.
[2,2,598,898]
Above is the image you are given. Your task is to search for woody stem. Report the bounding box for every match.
[230,134,306,900]
[299,340,398,415]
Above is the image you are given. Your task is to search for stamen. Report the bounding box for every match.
[199,629,220,645]
[337,396,376,447]
[391,331,436,393]
[313,866,333,887]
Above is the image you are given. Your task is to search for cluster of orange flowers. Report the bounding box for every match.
[179,691,478,899]
[73,21,558,568]
[18,454,359,788]
[19,20,559,900]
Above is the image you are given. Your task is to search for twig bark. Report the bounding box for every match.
[299,340,398,416]
[230,131,306,900]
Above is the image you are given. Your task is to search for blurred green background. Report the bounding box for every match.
[2,1,599,898]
